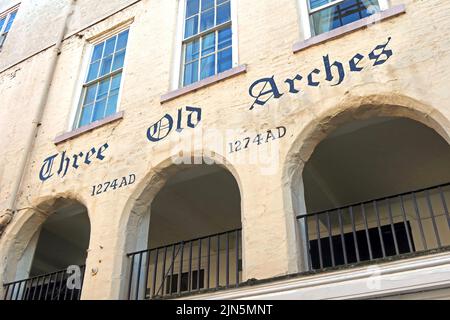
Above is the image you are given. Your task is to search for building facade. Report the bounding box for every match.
[0,0,449,300]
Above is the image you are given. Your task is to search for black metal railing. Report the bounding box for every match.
[3,265,86,301]
[297,183,450,271]
[127,229,242,300]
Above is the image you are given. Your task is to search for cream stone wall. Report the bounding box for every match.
[0,0,450,300]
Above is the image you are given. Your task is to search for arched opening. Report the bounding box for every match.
[127,163,242,299]
[299,116,450,270]
[3,198,90,300]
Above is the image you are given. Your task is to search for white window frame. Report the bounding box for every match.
[68,22,132,131]
[298,0,390,39]
[0,4,19,49]
[171,0,239,90]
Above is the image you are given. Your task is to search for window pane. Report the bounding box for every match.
[105,94,118,117]
[84,84,97,105]
[201,32,215,57]
[4,11,16,32]
[112,50,126,71]
[186,0,200,17]
[200,54,215,80]
[116,30,129,51]
[217,0,229,4]
[87,61,100,82]
[92,43,104,62]
[185,15,199,38]
[201,0,214,11]
[185,40,199,62]
[200,8,214,32]
[216,2,231,25]
[110,73,122,96]
[103,36,116,57]
[0,17,6,31]
[218,47,232,73]
[79,104,93,127]
[218,27,232,49]
[311,0,380,34]
[97,78,110,101]
[309,0,332,10]
[184,61,199,86]
[92,100,107,122]
[99,56,113,76]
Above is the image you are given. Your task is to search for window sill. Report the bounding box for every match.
[54,111,124,145]
[293,4,406,54]
[160,64,247,104]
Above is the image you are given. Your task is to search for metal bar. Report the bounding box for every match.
[21,279,30,300]
[49,272,57,301]
[303,216,313,270]
[4,283,11,300]
[127,254,135,300]
[338,209,348,265]
[326,212,335,267]
[412,192,428,250]
[151,249,158,299]
[399,195,414,253]
[14,281,23,300]
[235,230,239,287]
[438,186,450,229]
[177,242,184,295]
[216,234,220,288]
[349,206,360,262]
[25,278,34,300]
[387,198,399,255]
[57,272,65,301]
[78,267,85,300]
[44,274,52,300]
[135,252,143,299]
[226,231,230,287]
[160,246,168,298]
[31,276,39,300]
[361,204,373,261]
[425,189,442,248]
[188,241,193,293]
[169,244,176,295]
[207,236,211,289]
[197,239,202,291]
[38,276,46,300]
[315,213,323,269]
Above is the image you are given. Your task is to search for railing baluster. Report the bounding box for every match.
[349,206,360,263]
[216,234,220,288]
[235,230,239,287]
[387,198,399,255]
[207,236,211,290]
[337,209,348,265]
[197,239,202,292]
[160,246,168,298]
[188,241,193,293]
[135,252,143,300]
[78,266,85,300]
[226,231,230,287]
[412,192,428,250]
[169,244,176,296]
[127,254,135,300]
[150,249,158,299]
[399,195,414,253]
[326,212,335,267]
[425,189,442,248]
[303,215,312,270]
[315,214,323,269]
[438,186,450,229]
[177,242,184,295]
[361,203,373,261]
[373,200,386,258]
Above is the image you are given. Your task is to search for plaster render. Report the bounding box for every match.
[0,0,449,300]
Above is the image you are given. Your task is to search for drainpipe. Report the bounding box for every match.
[0,0,77,236]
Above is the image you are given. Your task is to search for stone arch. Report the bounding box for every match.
[282,93,450,272]
[0,193,91,299]
[116,150,244,299]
